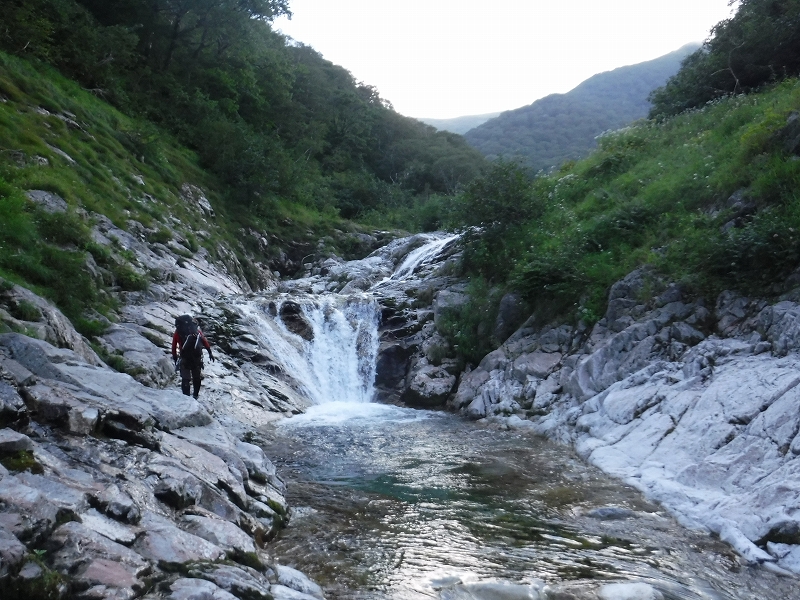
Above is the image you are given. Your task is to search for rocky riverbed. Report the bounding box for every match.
[2,192,800,597]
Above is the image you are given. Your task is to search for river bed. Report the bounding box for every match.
[258,402,795,600]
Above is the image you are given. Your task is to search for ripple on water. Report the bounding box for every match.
[262,403,796,600]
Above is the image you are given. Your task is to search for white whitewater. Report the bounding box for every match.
[242,294,381,406]
[371,232,458,289]
[241,233,459,412]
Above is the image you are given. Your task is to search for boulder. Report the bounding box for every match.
[132,512,226,568]
[0,528,27,577]
[182,514,257,556]
[279,302,314,341]
[48,521,149,583]
[511,352,561,381]
[493,292,527,343]
[168,578,238,600]
[186,564,272,600]
[0,428,34,453]
[401,363,456,407]
[99,323,174,388]
[374,344,412,388]
[276,564,324,599]
[0,477,60,544]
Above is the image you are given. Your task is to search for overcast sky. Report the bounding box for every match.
[274,0,737,119]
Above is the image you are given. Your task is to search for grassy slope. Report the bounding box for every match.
[445,80,800,366]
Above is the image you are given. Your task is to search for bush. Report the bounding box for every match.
[437,278,502,367]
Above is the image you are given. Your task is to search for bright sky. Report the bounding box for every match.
[274,0,737,119]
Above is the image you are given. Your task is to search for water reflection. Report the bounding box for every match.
[261,403,794,600]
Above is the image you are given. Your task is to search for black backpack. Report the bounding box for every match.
[175,315,202,365]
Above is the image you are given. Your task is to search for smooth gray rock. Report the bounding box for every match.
[0,478,60,543]
[95,484,142,524]
[99,323,174,388]
[598,582,663,600]
[188,564,273,600]
[0,382,25,420]
[69,405,100,435]
[48,521,148,578]
[235,441,278,484]
[0,285,102,365]
[169,578,238,600]
[402,363,456,407]
[0,356,36,387]
[276,564,324,599]
[150,463,205,509]
[26,190,68,213]
[270,584,322,600]
[586,506,636,520]
[512,352,561,381]
[182,514,257,556]
[159,434,247,507]
[0,428,34,452]
[0,528,27,577]
[80,508,139,545]
[15,472,91,515]
[132,512,226,567]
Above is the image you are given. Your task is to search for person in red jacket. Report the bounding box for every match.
[172,315,215,399]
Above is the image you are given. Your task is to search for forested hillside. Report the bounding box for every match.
[1,0,485,222]
[464,45,697,172]
[650,0,800,117]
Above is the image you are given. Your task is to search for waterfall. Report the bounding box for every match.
[242,233,458,408]
[371,232,458,290]
[241,294,381,405]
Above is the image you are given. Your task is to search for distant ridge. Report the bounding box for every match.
[418,113,501,135]
[464,44,700,171]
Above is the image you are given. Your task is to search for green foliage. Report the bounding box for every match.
[452,162,545,281]
[0,0,485,221]
[650,0,800,118]
[7,299,42,322]
[436,278,501,367]
[0,449,44,474]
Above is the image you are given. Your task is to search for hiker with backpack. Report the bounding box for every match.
[172,314,215,399]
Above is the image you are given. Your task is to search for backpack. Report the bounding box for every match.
[175,315,203,366]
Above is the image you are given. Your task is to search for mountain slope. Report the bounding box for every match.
[464,44,699,171]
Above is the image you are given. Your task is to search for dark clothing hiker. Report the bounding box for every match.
[172,314,214,398]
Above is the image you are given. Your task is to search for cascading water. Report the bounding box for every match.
[239,233,458,409]
[241,294,381,406]
[379,233,459,285]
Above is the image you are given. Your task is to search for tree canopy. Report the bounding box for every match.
[650,0,800,118]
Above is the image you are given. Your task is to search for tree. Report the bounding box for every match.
[650,0,800,118]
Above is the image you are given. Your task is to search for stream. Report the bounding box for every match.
[242,236,797,600]
[259,403,794,600]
